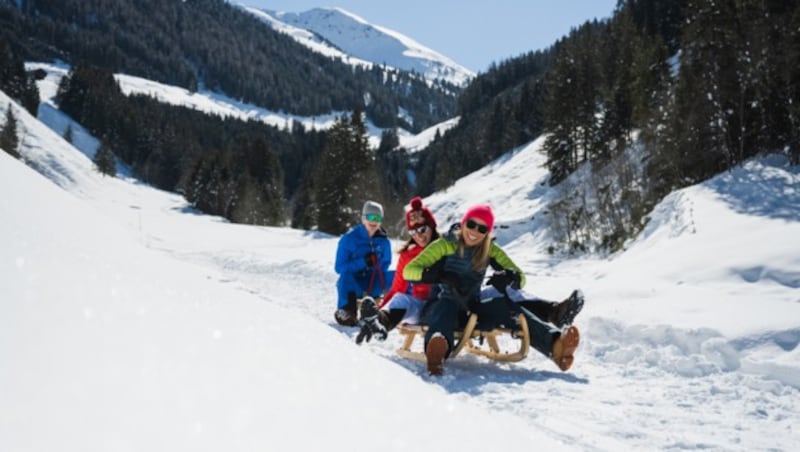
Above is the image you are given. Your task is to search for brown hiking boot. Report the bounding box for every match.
[552,325,580,371]
[425,333,449,376]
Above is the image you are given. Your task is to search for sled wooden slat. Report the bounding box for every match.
[396,313,530,363]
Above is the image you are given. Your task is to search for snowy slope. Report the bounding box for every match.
[0,91,558,451]
[27,62,451,152]
[2,84,800,451]
[238,5,474,86]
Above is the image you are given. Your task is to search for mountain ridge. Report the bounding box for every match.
[239,5,474,87]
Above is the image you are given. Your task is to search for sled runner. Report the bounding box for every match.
[395,313,530,363]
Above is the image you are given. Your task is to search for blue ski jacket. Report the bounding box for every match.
[334,224,391,276]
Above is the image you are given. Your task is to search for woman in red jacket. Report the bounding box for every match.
[356,197,439,344]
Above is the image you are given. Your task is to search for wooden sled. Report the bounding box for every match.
[396,313,530,363]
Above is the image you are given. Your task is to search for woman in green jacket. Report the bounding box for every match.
[403,204,580,376]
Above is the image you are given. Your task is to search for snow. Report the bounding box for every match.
[2,73,800,451]
[238,5,475,87]
[26,62,447,152]
[398,116,460,154]
[238,4,378,69]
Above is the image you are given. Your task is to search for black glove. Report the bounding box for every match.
[487,269,521,292]
[364,252,378,268]
[355,297,387,344]
[440,270,461,288]
[355,316,387,344]
[419,260,446,283]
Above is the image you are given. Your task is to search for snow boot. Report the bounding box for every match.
[551,289,584,328]
[334,308,358,327]
[552,325,580,371]
[355,297,388,344]
[334,292,359,327]
[425,333,449,376]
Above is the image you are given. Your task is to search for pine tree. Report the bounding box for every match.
[0,106,20,159]
[542,39,583,184]
[789,3,800,164]
[63,124,74,144]
[93,140,117,176]
[664,0,749,183]
[345,105,382,212]
[314,116,352,234]
[230,135,285,226]
[313,108,382,235]
[0,37,39,115]
[597,5,638,161]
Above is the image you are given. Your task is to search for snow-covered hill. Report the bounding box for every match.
[238,5,474,87]
[27,62,456,152]
[2,85,799,451]
[0,91,545,451]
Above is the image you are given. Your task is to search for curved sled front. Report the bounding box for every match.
[396,313,529,363]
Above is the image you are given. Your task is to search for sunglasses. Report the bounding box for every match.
[364,213,383,223]
[465,219,489,234]
[408,225,429,236]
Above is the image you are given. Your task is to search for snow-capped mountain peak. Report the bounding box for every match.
[239,5,474,86]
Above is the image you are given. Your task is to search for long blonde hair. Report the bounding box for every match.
[455,228,492,271]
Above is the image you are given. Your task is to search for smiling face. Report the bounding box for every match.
[362,215,381,236]
[462,218,489,247]
[408,224,432,247]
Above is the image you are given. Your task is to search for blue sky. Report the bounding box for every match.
[242,1,618,73]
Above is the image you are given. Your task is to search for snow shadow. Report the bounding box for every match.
[389,355,590,395]
[706,155,800,221]
[733,265,800,289]
[730,327,800,353]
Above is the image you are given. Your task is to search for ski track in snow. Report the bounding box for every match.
[158,242,799,451]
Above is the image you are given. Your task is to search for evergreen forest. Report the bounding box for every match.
[415,0,799,251]
[2,0,799,248]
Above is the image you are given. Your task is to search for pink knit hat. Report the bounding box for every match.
[461,204,494,232]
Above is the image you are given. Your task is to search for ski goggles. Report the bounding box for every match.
[465,219,489,234]
[408,225,429,236]
[364,213,383,223]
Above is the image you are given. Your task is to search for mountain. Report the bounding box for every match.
[27,61,454,160]
[0,0,459,132]
[239,5,475,87]
[2,87,799,450]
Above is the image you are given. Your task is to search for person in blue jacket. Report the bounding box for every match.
[333,200,392,326]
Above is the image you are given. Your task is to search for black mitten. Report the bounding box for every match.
[508,270,522,289]
[355,322,373,344]
[355,297,387,344]
[488,269,521,292]
[440,270,461,288]
[355,317,388,344]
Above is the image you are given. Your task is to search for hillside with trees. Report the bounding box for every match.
[0,0,458,133]
[2,0,798,244]
[415,0,799,252]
